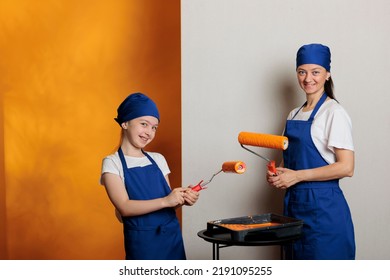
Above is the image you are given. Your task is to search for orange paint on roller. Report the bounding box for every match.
[238,131,288,174]
[222,161,246,174]
[238,132,288,150]
[192,160,246,191]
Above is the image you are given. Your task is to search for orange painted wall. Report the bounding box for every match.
[0,0,181,259]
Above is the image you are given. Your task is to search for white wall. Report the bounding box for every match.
[182,0,390,260]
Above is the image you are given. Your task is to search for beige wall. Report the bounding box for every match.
[0,0,181,259]
[182,0,390,259]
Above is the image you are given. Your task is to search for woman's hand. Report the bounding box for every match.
[267,167,299,189]
[266,149,354,190]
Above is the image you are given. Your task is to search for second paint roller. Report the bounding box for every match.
[191,161,246,192]
[238,131,288,174]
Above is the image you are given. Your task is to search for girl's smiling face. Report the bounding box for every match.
[297,64,331,96]
[122,116,159,150]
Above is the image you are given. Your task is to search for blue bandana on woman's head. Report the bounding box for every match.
[114,93,160,125]
[296,43,331,71]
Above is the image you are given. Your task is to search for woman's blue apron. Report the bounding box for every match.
[118,148,186,260]
[283,93,355,260]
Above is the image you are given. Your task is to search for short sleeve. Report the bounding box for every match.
[149,152,171,177]
[326,107,354,152]
[100,155,124,185]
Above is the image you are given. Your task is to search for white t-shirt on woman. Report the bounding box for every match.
[286,99,354,165]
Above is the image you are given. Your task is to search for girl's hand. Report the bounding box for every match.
[164,187,186,207]
[183,187,200,206]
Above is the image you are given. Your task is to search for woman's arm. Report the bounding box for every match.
[101,172,186,217]
[267,148,354,189]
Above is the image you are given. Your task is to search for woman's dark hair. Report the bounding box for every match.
[325,76,336,100]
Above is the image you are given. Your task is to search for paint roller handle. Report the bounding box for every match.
[267,160,277,175]
[191,162,246,192]
[191,180,205,192]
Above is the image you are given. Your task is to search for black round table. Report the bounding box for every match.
[197,228,301,260]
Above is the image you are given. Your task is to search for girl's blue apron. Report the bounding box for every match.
[118,148,186,260]
[283,93,355,260]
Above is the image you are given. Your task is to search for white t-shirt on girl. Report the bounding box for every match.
[101,151,171,185]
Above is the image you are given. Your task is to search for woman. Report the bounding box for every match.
[101,92,199,260]
[267,44,355,259]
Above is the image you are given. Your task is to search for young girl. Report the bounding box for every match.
[267,44,355,259]
[101,93,199,260]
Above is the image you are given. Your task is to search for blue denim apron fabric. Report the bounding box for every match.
[118,148,186,260]
[283,93,355,260]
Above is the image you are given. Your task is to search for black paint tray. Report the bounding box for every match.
[207,213,303,241]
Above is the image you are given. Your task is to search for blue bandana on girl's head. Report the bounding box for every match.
[114,93,160,126]
[296,43,331,71]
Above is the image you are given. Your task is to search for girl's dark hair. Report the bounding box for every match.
[325,76,336,100]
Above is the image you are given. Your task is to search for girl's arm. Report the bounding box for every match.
[101,172,186,217]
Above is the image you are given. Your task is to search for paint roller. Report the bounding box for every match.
[238,131,288,174]
[191,161,246,192]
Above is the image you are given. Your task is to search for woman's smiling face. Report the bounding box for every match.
[296,64,331,95]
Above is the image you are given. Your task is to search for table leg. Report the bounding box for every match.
[281,242,295,260]
[212,243,220,260]
[280,245,283,259]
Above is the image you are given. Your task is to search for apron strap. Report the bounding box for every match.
[308,93,327,121]
[291,92,327,121]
